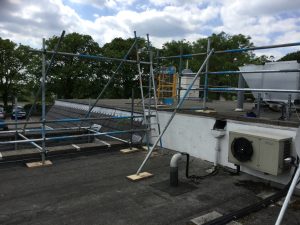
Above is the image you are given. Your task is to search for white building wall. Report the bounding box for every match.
[55,100,299,186]
[152,111,298,185]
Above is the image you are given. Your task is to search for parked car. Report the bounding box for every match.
[0,119,8,131]
[11,106,26,119]
[0,107,6,119]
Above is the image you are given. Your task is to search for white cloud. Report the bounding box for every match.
[215,0,300,58]
[0,0,299,59]
[69,0,136,9]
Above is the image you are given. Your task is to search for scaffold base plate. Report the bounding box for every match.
[120,148,140,154]
[195,109,217,113]
[127,172,153,181]
[26,160,53,168]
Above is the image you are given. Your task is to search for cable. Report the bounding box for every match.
[182,153,218,184]
[202,163,299,225]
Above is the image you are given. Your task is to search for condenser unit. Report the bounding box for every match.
[228,130,292,176]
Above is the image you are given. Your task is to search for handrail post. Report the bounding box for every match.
[203,37,211,109]
[23,30,65,132]
[41,38,46,164]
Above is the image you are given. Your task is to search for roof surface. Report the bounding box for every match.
[62,99,300,128]
[0,148,299,225]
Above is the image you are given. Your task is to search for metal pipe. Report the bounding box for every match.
[275,165,300,225]
[180,69,300,76]
[207,88,300,93]
[211,129,226,167]
[14,96,18,150]
[135,31,151,152]
[147,34,162,148]
[177,45,183,103]
[0,128,147,145]
[29,49,150,65]
[157,41,300,59]
[105,134,130,144]
[216,42,300,54]
[147,34,152,119]
[82,36,138,121]
[18,133,42,151]
[86,128,130,144]
[0,126,92,134]
[130,88,134,149]
[0,115,146,126]
[203,38,211,109]
[41,38,46,163]
[136,49,214,174]
[209,69,300,75]
[24,30,66,131]
[287,94,292,120]
[170,153,182,187]
[170,153,182,167]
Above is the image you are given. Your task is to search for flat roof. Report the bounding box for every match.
[62,99,300,128]
[0,148,299,225]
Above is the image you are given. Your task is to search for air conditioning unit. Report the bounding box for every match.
[228,130,292,176]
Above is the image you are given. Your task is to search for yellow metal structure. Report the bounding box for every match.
[157,66,177,103]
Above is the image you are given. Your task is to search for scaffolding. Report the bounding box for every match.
[137,41,300,174]
[136,39,300,225]
[1,29,300,224]
[0,30,161,165]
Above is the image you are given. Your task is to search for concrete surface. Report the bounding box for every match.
[0,149,299,225]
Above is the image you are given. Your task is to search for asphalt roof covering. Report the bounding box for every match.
[0,148,299,225]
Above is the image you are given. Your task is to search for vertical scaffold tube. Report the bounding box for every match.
[23,30,65,132]
[275,165,300,225]
[203,38,211,109]
[41,38,46,163]
[136,49,214,174]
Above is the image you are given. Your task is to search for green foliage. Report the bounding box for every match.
[2,31,298,104]
[0,38,30,106]
[45,33,102,99]
[100,37,147,98]
[279,51,300,61]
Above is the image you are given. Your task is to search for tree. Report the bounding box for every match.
[45,33,102,99]
[160,40,192,70]
[0,38,29,107]
[100,37,147,99]
[279,51,300,61]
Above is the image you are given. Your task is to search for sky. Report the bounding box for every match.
[0,0,300,58]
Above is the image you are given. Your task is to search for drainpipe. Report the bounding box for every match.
[170,153,182,187]
[211,129,226,167]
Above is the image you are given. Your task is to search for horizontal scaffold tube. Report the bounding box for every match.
[207,88,300,93]
[86,128,130,144]
[181,69,300,76]
[0,128,147,145]
[17,133,42,151]
[0,115,146,126]
[158,41,300,59]
[0,126,91,134]
[29,49,151,65]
